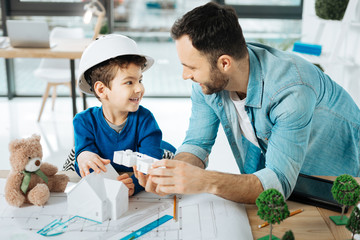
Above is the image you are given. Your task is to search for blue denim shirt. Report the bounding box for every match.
[176,43,360,198]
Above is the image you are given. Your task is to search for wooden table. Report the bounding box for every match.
[247,176,360,240]
[0,170,357,239]
[0,38,92,116]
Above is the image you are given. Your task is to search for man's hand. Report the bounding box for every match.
[77,151,110,177]
[117,173,135,196]
[149,159,264,203]
[134,153,205,196]
[133,165,168,196]
[135,152,263,203]
[148,159,206,195]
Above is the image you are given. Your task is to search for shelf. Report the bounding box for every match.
[293,52,358,67]
[350,21,360,27]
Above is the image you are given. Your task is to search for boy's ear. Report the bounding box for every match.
[94,81,108,99]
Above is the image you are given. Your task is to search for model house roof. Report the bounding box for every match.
[67,164,128,222]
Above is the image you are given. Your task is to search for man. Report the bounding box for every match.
[135,2,360,203]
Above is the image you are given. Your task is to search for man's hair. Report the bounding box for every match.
[84,55,146,99]
[171,2,247,66]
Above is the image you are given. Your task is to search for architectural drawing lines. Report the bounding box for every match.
[209,201,218,238]
[0,179,252,239]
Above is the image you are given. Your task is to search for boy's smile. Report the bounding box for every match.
[129,97,141,103]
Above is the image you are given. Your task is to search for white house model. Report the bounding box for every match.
[67,164,129,222]
[113,149,158,174]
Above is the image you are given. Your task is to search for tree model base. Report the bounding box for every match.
[258,235,280,240]
[329,215,349,225]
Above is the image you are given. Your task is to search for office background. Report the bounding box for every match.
[0,0,303,98]
[0,0,359,172]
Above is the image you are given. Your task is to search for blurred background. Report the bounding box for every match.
[0,0,303,98]
[0,0,359,172]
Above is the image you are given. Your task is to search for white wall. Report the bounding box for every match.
[301,0,360,107]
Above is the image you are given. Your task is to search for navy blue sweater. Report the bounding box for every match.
[73,105,163,194]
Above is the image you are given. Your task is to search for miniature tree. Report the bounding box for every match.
[346,206,360,240]
[330,174,360,225]
[256,189,290,240]
[282,230,295,240]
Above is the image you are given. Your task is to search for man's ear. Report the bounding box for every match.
[94,81,108,99]
[217,55,232,73]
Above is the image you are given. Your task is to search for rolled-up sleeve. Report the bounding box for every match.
[254,168,284,196]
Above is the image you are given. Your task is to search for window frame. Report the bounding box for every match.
[213,0,303,19]
[3,0,85,17]
[1,0,112,34]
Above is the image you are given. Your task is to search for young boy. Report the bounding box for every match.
[74,34,165,196]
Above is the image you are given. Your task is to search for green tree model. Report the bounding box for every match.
[282,230,295,240]
[330,174,360,225]
[256,189,290,240]
[346,206,360,240]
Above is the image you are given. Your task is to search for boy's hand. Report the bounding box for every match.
[117,173,134,196]
[77,151,110,177]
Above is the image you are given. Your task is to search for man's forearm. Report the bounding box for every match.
[173,152,263,203]
[204,171,263,203]
[174,152,206,169]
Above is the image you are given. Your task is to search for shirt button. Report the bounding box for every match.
[218,103,223,107]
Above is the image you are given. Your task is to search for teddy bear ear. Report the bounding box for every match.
[9,139,23,152]
[31,134,41,142]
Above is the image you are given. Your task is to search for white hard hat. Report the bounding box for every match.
[78,34,154,95]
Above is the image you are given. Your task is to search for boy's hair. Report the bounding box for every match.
[84,55,146,99]
[171,2,247,67]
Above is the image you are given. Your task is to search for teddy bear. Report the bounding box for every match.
[5,134,69,207]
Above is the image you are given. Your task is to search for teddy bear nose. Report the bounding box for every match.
[35,160,41,166]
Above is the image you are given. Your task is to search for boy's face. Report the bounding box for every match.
[105,63,144,113]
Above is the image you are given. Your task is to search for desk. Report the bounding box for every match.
[1,171,358,239]
[0,38,92,117]
[247,176,360,240]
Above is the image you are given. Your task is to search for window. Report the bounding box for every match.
[1,0,303,98]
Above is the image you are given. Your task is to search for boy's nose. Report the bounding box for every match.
[134,83,144,93]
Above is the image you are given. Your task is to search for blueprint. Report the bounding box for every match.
[0,178,252,240]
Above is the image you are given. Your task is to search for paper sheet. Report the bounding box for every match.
[0,178,252,239]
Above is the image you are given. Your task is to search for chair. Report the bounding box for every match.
[34,27,85,122]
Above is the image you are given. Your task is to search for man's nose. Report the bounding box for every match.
[182,69,192,80]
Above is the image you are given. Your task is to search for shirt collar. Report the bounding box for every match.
[245,44,264,109]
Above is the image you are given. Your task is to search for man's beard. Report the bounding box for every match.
[201,67,229,95]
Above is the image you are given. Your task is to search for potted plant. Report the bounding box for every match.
[315,0,349,20]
